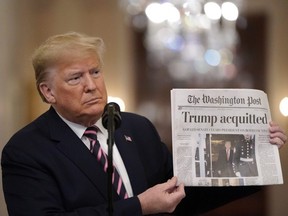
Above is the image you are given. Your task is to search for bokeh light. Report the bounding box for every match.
[204,49,221,66]
[222,2,239,21]
[204,2,222,20]
[279,97,288,117]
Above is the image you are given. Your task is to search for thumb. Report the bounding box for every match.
[164,177,178,191]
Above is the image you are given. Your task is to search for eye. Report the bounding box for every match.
[90,68,101,78]
[67,75,81,85]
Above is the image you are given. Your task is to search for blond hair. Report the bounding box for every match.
[32,32,105,102]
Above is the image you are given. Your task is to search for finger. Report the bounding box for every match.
[269,125,283,134]
[270,137,286,148]
[164,177,178,191]
[269,122,287,144]
[270,130,287,140]
[165,177,185,195]
[270,130,287,143]
[269,121,276,127]
[269,121,277,128]
[168,176,178,184]
[176,183,185,194]
[166,182,186,202]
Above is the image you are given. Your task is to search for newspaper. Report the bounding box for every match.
[171,88,283,186]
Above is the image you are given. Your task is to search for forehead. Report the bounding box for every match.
[46,54,101,80]
[59,49,100,63]
[54,52,101,69]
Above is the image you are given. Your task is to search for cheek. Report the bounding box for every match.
[99,80,107,97]
[54,86,82,103]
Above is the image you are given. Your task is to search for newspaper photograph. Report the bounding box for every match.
[171,88,283,186]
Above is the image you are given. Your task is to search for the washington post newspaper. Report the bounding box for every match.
[171,88,283,186]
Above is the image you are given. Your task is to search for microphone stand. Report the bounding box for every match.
[106,105,116,216]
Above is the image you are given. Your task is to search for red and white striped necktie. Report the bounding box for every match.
[84,126,128,199]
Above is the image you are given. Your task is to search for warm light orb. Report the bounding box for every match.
[145,3,166,23]
[279,97,288,117]
[204,2,221,20]
[145,2,180,24]
[162,2,180,23]
[221,2,239,21]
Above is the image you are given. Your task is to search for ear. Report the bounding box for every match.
[39,82,56,103]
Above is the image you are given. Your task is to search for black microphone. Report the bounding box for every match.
[101,102,122,216]
[102,102,121,129]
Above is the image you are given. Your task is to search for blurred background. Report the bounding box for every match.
[0,0,287,215]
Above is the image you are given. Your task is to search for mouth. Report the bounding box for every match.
[84,97,101,105]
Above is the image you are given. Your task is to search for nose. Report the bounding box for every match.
[83,74,97,92]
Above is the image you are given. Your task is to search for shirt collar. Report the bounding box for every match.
[56,111,106,138]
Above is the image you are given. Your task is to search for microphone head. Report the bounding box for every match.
[102,102,121,129]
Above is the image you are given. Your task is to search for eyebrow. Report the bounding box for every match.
[89,67,100,71]
[66,65,101,74]
[67,70,84,76]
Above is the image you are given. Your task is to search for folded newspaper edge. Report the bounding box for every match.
[171,88,283,187]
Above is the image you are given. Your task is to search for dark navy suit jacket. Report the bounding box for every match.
[2,107,260,215]
[2,107,172,215]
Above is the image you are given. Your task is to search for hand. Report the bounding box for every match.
[137,176,185,215]
[269,121,287,148]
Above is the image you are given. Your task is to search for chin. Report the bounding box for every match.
[90,107,104,116]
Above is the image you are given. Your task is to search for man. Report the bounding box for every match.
[216,140,236,177]
[234,134,258,177]
[1,32,287,215]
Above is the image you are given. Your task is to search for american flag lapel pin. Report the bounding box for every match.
[124,135,132,142]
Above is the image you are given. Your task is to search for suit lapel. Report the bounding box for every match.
[46,107,148,198]
[47,108,111,200]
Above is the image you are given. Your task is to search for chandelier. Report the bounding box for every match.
[119,0,244,84]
